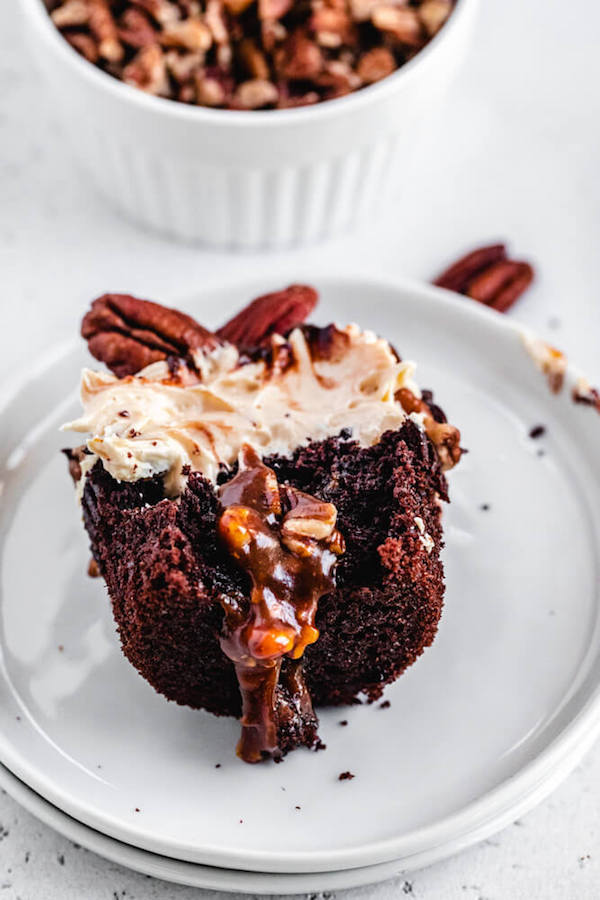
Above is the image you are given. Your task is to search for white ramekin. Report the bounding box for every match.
[21,0,476,249]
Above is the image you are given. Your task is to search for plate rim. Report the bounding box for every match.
[1,709,599,895]
[1,271,599,873]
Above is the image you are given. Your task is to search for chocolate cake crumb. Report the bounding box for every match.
[338,771,355,781]
[537,449,546,457]
[295,805,301,810]
[134,808,140,812]
[379,700,391,709]
[480,503,491,511]
[339,720,348,726]
[314,739,327,752]
[77,420,448,759]
[215,763,221,768]
[529,425,546,439]
[58,645,64,652]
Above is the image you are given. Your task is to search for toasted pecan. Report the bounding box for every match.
[217,284,318,350]
[434,244,534,313]
[48,0,456,109]
[82,293,219,377]
[433,244,507,293]
[396,387,462,470]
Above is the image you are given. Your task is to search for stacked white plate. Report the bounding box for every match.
[1,276,599,893]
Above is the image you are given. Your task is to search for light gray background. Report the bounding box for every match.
[2,0,600,896]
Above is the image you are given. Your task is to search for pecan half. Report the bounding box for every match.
[434,244,507,293]
[217,285,318,350]
[81,293,219,377]
[434,244,535,313]
[467,260,534,312]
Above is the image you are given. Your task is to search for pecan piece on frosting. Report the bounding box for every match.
[396,387,462,471]
[217,284,318,351]
[81,293,219,377]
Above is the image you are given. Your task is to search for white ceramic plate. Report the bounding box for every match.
[1,275,600,875]
[2,718,600,896]
[0,761,409,893]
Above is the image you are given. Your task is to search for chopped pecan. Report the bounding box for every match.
[418,0,453,36]
[282,494,337,542]
[49,0,455,108]
[118,8,157,47]
[161,18,213,51]
[310,6,354,48]
[131,0,181,26]
[88,0,124,62]
[123,43,169,94]
[349,0,382,22]
[233,78,279,109]
[239,38,270,79]
[81,293,219,377]
[50,0,89,28]
[64,31,100,62]
[357,47,396,83]
[204,0,229,44]
[316,59,361,97]
[224,0,254,13]
[217,285,319,350]
[522,336,567,395]
[371,6,423,46]
[195,72,229,105]
[572,377,600,413]
[396,387,462,470]
[434,244,535,313]
[274,31,324,81]
[276,86,320,108]
[258,0,292,20]
[165,49,205,82]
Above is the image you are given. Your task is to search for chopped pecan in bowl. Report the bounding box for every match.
[46,0,456,109]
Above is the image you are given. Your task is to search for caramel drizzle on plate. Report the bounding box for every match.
[218,445,344,763]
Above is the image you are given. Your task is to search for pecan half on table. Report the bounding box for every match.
[434,244,535,313]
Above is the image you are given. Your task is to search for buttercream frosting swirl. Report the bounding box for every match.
[63,324,421,496]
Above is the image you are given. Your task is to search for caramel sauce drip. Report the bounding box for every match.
[217,445,344,763]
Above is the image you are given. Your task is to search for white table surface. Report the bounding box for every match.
[2,0,600,896]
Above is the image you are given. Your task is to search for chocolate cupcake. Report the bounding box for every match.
[63,286,461,763]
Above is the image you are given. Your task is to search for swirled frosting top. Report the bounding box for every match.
[63,324,421,496]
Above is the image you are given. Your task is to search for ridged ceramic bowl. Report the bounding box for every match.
[21,0,476,249]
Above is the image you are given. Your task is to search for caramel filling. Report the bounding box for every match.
[217,445,344,763]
